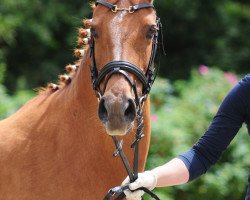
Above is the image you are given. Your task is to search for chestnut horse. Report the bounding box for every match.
[0,0,159,199]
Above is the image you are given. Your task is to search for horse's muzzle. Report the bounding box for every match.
[98,94,136,135]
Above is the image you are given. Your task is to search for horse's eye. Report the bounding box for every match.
[91,27,98,38]
[146,25,158,39]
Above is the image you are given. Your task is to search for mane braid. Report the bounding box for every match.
[38,10,93,95]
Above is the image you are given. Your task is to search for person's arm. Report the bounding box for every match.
[122,158,189,199]
[151,158,189,187]
[125,158,189,190]
[123,75,250,200]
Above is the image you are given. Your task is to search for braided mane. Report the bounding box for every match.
[38,3,96,94]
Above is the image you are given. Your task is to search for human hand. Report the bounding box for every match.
[122,171,157,200]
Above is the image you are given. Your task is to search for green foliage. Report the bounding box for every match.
[155,0,250,80]
[0,62,34,119]
[0,0,250,93]
[148,68,249,199]
[0,0,92,93]
[0,85,34,119]
[0,62,6,84]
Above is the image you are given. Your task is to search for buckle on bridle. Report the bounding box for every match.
[111,5,135,13]
[95,90,102,100]
[128,6,135,13]
[111,5,118,12]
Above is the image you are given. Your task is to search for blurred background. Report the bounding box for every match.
[0,0,250,199]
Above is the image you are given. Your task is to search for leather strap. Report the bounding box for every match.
[95,61,148,93]
[102,70,136,95]
[103,185,160,200]
[112,137,134,181]
[131,4,155,11]
[96,0,114,10]
[134,187,160,200]
[96,0,155,12]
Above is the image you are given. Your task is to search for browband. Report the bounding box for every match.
[96,0,154,13]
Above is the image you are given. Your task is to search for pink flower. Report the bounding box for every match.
[198,65,209,75]
[224,72,238,85]
[151,114,158,123]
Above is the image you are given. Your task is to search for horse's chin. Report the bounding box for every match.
[106,130,127,136]
[105,122,134,136]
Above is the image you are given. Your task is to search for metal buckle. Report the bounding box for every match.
[111,5,118,12]
[111,5,135,13]
[140,95,147,104]
[95,91,102,101]
[128,6,135,13]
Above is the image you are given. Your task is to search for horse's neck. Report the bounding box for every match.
[38,51,100,135]
[64,52,97,111]
[3,50,100,145]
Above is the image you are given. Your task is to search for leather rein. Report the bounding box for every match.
[90,1,162,199]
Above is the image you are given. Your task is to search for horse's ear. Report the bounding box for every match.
[89,0,96,10]
[89,0,96,4]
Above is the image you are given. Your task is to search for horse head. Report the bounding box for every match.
[88,0,159,136]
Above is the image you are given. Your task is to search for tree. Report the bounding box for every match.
[0,0,92,93]
[1,0,250,92]
[155,0,250,79]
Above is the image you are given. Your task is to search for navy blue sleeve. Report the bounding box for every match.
[178,75,250,181]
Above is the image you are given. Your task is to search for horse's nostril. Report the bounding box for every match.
[124,99,136,122]
[98,98,108,122]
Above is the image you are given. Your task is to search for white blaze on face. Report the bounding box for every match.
[109,12,127,60]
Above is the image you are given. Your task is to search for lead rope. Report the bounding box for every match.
[103,116,160,200]
[103,112,160,200]
[104,84,160,200]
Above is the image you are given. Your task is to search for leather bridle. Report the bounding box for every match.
[90,1,162,199]
[90,1,161,102]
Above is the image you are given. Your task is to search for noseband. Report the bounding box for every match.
[90,1,162,200]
